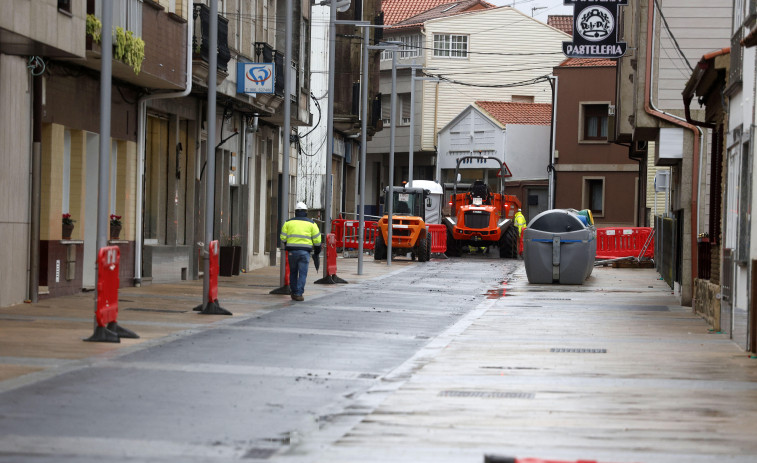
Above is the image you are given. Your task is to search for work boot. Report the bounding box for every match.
[292,295,304,301]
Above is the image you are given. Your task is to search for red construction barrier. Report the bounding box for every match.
[595,227,654,260]
[285,250,290,286]
[207,240,219,303]
[331,219,346,248]
[428,224,447,253]
[96,246,120,328]
[341,220,378,250]
[326,233,338,276]
[84,246,139,342]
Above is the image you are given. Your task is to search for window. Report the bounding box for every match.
[381,94,392,124]
[58,0,72,14]
[381,34,422,60]
[433,34,468,58]
[581,103,609,141]
[512,95,534,103]
[95,0,142,37]
[583,177,605,216]
[381,93,411,125]
[400,93,411,125]
[401,34,422,58]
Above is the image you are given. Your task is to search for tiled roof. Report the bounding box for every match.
[391,0,496,28]
[547,15,573,35]
[558,58,617,67]
[476,101,553,126]
[382,0,452,25]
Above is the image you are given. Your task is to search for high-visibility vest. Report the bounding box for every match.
[280,217,322,251]
[514,212,527,235]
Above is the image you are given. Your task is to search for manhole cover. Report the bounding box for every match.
[550,348,607,353]
[439,390,534,399]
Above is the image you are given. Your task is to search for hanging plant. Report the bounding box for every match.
[111,26,146,75]
[86,14,102,44]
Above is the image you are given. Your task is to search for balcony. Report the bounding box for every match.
[81,0,187,90]
[192,3,231,83]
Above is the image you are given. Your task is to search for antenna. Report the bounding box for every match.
[531,6,547,17]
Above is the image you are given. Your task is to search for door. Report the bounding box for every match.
[526,187,548,223]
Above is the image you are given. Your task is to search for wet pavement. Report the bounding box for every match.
[1,254,756,463]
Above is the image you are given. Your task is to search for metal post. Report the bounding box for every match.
[387,49,397,266]
[279,0,293,286]
[408,66,416,186]
[358,26,369,275]
[94,0,113,320]
[548,75,558,210]
[199,0,230,314]
[323,0,337,277]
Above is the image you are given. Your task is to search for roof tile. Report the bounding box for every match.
[548,15,573,35]
[475,101,553,126]
[558,57,617,67]
[391,0,496,27]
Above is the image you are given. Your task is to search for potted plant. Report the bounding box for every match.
[110,214,122,239]
[62,213,76,239]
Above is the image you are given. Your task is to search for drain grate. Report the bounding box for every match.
[243,448,278,459]
[439,390,534,399]
[550,347,607,353]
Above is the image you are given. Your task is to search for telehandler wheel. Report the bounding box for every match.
[374,233,387,260]
[445,229,460,257]
[417,235,431,262]
[499,226,518,258]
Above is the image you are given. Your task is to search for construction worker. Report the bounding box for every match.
[280,202,322,301]
[514,209,527,235]
[514,208,527,257]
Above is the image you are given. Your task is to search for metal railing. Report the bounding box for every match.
[655,215,677,290]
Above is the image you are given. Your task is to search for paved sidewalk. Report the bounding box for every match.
[0,256,413,389]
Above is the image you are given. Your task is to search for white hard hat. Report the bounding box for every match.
[295,201,308,210]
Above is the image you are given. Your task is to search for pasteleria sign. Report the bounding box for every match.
[562,0,628,59]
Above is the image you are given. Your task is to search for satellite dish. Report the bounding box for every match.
[335,0,351,12]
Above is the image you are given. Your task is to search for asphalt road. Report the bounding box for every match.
[0,255,518,462]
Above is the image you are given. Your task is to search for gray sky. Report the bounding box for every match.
[488,0,574,24]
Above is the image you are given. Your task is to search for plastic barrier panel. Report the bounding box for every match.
[208,240,219,302]
[326,233,338,275]
[428,224,447,253]
[285,250,290,286]
[596,227,654,260]
[96,246,120,327]
[331,219,346,248]
[340,220,378,250]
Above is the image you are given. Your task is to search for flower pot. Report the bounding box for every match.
[110,224,122,240]
[219,246,236,277]
[62,223,74,240]
[232,245,242,275]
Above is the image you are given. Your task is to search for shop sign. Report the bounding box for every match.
[562,0,628,59]
[237,63,275,94]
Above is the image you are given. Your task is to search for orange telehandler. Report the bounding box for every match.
[443,155,522,258]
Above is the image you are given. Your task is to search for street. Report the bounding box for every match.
[1,256,757,463]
